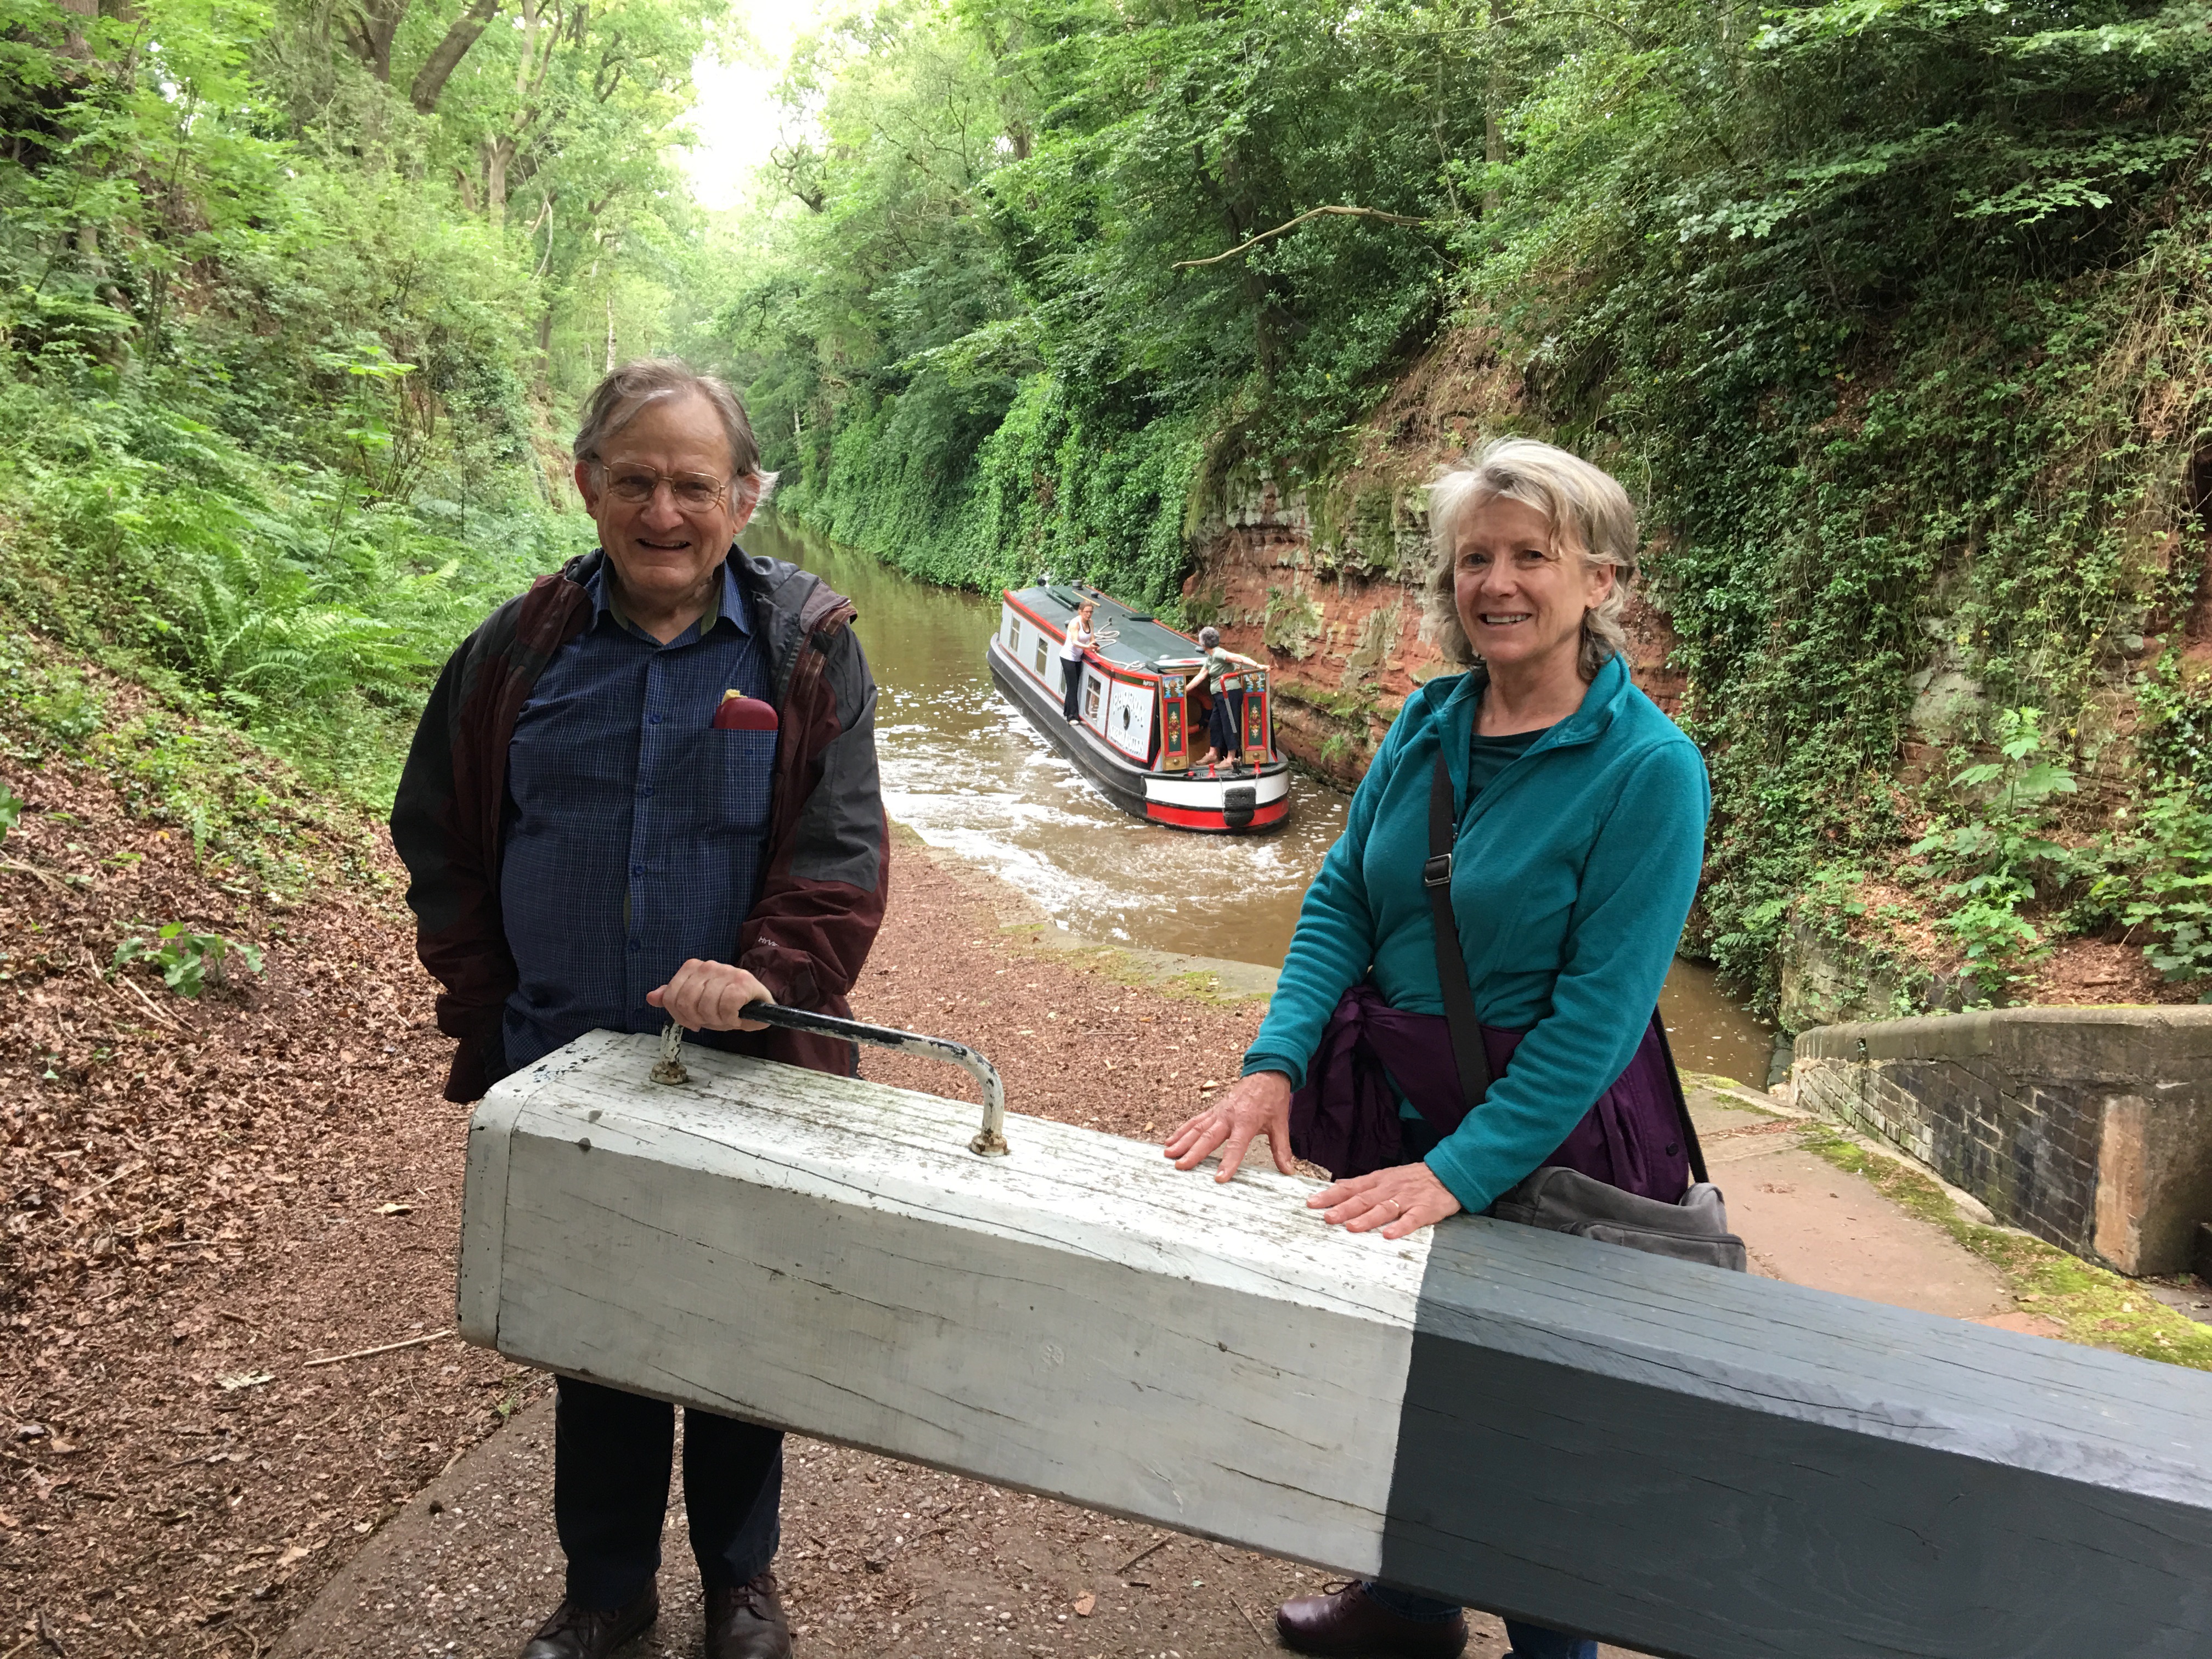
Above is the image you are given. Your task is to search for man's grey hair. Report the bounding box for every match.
[573,358,763,479]
[1422,437,1638,681]
[1198,625,1221,648]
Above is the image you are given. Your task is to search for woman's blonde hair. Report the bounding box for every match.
[1422,437,1639,681]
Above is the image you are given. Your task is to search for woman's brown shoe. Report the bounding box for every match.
[1276,1581,1469,1658]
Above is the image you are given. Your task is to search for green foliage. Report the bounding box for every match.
[2134,652,2212,788]
[2120,788,2212,992]
[0,779,20,842]
[713,0,1465,595]
[2080,783,2212,995]
[1907,709,2079,996]
[1453,0,2212,1006]
[0,367,572,800]
[113,921,264,998]
[0,0,732,799]
[781,369,1202,606]
[0,629,379,892]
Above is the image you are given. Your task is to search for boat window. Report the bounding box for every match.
[1084,674,1103,724]
[1034,638,1047,676]
[1005,613,1018,650]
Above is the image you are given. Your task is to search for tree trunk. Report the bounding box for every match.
[55,0,96,59]
[410,0,502,114]
[483,134,515,227]
[535,305,554,397]
[340,0,409,82]
[1483,1,1511,221]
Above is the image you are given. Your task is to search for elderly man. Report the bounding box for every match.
[391,359,887,1659]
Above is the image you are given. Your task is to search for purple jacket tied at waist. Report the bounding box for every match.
[1288,983,1691,1203]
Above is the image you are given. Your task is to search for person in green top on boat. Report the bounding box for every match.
[1163,436,1710,1659]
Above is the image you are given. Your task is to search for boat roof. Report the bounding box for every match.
[1008,584,1208,673]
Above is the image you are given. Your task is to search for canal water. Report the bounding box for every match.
[749,513,1778,1086]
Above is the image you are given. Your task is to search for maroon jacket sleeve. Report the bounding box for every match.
[389,604,528,1103]
[740,619,888,1071]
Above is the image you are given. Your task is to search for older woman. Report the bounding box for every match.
[1163,438,1709,1659]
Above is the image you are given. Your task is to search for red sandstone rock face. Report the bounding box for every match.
[1621,592,1686,718]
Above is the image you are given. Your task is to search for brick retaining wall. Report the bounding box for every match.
[1793,1007,2212,1276]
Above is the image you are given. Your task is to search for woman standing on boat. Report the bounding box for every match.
[1194,625,1263,771]
[1060,599,1099,720]
[1162,438,1709,1659]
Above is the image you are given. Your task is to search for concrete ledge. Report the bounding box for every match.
[1795,1006,2212,1276]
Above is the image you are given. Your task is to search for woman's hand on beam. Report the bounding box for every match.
[1164,1070,1296,1182]
[1310,1161,1462,1240]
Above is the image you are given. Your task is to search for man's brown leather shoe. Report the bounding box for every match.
[518,1587,658,1659]
[1276,1581,1469,1659]
[705,1570,792,1659]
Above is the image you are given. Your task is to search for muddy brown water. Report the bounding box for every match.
[751,514,1778,1087]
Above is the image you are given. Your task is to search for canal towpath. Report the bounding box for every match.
[269,831,2038,1659]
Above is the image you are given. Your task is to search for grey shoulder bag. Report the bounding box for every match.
[1425,749,1747,1273]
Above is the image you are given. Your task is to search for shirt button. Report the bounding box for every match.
[649,714,662,725]
[631,865,645,877]
[628,940,642,952]
[639,786,653,798]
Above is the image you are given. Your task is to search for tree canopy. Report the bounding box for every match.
[0,0,730,794]
[704,0,2212,1005]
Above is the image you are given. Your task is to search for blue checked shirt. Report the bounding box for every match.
[499,557,775,1073]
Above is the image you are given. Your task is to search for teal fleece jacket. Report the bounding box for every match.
[1242,653,1710,1213]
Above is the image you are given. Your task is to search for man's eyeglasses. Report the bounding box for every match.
[598,465,730,513]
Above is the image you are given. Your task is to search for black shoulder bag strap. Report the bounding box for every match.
[1426,747,1710,1183]
[1426,748,1492,1114]
[1648,1012,1711,1184]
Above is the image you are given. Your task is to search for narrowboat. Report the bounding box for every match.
[988,582,1292,833]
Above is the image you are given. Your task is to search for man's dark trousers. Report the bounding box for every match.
[555,1376,784,1607]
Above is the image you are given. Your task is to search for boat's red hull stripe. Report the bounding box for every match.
[1147,797,1290,831]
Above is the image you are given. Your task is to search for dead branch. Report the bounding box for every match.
[1113,1533,1171,1574]
[1171,205,1429,270]
[1,856,65,891]
[303,1329,453,1368]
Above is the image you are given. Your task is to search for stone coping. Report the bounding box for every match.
[1796,1003,2212,1071]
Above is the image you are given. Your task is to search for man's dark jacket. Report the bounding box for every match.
[390,548,888,1100]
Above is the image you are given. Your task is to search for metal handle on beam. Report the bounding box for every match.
[653,1007,1009,1158]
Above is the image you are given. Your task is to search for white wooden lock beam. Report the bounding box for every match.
[459,1031,2212,1659]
